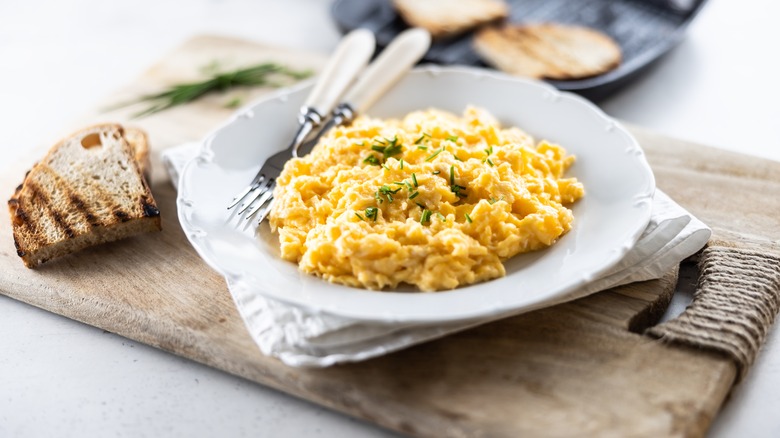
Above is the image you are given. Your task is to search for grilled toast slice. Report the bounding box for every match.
[393,0,508,39]
[8,124,161,268]
[474,24,622,80]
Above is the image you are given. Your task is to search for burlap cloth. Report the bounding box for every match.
[647,243,780,382]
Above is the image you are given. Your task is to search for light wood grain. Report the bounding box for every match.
[6,34,777,437]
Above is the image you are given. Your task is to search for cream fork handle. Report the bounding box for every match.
[303,28,376,118]
[341,28,431,115]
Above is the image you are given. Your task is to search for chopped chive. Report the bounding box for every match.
[449,165,455,185]
[355,212,365,221]
[382,164,390,171]
[454,155,462,162]
[365,207,378,221]
[432,170,441,175]
[450,184,467,198]
[409,191,420,199]
[420,209,432,224]
[486,158,494,167]
[415,202,426,209]
[414,132,430,144]
[465,213,473,223]
[436,212,446,222]
[383,144,403,159]
[446,135,459,142]
[377,185,401,203]
[369,135,404,161]
[425,148,443,162]
[412,173,418,187]
[363,155,380,166]
[399,158,404,169]
[383,135,402,158]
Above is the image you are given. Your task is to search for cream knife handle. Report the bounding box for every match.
[342,28,431,115]
[303,28,376,117]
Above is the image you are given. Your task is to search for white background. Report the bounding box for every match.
[1,0,778,436]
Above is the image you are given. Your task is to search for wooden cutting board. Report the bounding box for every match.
[2,35,779,437]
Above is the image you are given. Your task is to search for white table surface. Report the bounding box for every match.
[1,0,778,436]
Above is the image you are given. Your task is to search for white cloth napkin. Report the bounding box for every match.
[163,142,711,367]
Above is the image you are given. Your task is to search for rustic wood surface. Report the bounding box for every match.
[5,34,779,437]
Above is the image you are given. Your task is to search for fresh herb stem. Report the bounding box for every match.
[109,62,312,118]
[377,185,402,203]
[414,133,430,144]
[425,148,444,162]
[364,155,381,166]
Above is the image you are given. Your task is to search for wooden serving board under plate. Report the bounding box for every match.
[2,35,779,437]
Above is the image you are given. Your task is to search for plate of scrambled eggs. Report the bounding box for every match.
[178,66,655,323]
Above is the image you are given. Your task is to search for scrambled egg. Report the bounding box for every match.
[269,107,584,291]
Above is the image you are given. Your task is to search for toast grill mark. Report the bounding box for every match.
[41,163,127,227]
[39,164,108,228]
[51,210,75,238]
[12,186,41,250]
[69,194,100,227]
[26,181,75,242]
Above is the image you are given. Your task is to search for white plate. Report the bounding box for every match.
[177,66,655,324]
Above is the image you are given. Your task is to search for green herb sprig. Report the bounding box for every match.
[111,62,312,118]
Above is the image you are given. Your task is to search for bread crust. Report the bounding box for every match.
[393,0,508,39]
[8,124,161,268]
[474,23,622,80]
[124,126,151,182]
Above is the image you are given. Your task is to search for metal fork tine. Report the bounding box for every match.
[244,182,275,219]
[255,202,275,224]
[228,174,266,210]
[237,188,262,214]
[236,179,272,214]
[227,185,253,210]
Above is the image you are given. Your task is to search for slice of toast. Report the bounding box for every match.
[8,124,161,268]
[393,0,508,39]
[473,23,622,80]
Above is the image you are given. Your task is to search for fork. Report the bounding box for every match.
[229,27,432,224]
[227,28,376,218]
